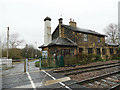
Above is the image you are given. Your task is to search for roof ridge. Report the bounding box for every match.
[62,24,106,36]
[55,37,59,43]
[66,38,77,45]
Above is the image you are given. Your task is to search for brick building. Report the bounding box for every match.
[39,17,118,59]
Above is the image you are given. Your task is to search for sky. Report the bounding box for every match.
[0,0,119,48]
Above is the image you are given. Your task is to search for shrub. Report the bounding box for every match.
[95,55,101,60]
[35,61,39,67]
[75,53,96,64]
[116,57,120,60]
[112,54,118,60]
[35,61,43,67]
[64,55,76,66]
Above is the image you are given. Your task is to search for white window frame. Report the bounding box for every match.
[98,37,101,43]
[84,34,88,41]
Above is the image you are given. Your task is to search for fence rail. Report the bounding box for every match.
[0,59,12,67]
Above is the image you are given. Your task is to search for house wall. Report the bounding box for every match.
[63,26,105,47]
[52,27,59,40]
[48,46,77,56]
[51,25,118,59]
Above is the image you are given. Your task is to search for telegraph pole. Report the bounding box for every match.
[0,37,2,59]
[7,27,9,59]
[118,2,120,47]
[35,42,37,59]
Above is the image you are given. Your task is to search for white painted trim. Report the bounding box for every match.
[26,72,36,90]
[42,70,72,90]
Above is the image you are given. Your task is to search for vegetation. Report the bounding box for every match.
[35,51,120,68]
[2,47,41,60]
[64,53,120,66]
[1,32,41,60]
[104,23,118,44]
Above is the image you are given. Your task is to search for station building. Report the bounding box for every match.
[39,17,119,59]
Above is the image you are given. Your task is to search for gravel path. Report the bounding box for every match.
[2,60,39,76]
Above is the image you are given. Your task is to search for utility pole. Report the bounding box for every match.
[7,27,9,59]
[118,2,120,47]
[0,37,2,59]
[35,42,37,59]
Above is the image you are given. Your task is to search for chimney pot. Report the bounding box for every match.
[58,18,63,24]
[69,19,77,27]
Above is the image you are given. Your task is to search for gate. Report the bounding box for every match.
[23,56,65,72]
[40,56,64,69]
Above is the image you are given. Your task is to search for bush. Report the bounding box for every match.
[111,54,120,60]
[64,55,76,66]
[106,55,109,61]
[116,57,120,60]
[35,61,39,67]
[75,53,96,64]
[35,61,43,67]
[95,55,101,60]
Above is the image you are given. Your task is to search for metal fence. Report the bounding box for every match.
[41,56,64,68]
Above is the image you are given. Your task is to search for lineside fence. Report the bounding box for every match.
[36,53,120,69]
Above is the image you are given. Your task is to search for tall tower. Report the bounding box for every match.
[44,16,51,46]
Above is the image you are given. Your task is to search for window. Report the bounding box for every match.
[109,48,113,55]
[98,37,101,43]
[88,48,93,54]
[102,48,106,55]
[70,49,74,56]
[65,49,70,55]
[79,48,83,53]
[116,48,118,54]
[96,48,101,55]
[84,34,88,41]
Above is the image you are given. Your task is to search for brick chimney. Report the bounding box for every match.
[69,18,77,27]
[58,18,63,37]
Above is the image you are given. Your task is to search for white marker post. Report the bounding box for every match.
[26,58,28,72]
[39,58,41,70]
[24,59,26,72]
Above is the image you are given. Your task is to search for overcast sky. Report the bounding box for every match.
[0,0,119,48]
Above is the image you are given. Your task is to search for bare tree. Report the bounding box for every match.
[104,23,118,44]
[9,33,24,48]
[0,33,7,50]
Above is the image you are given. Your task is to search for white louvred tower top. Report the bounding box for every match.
[44,16,52,46]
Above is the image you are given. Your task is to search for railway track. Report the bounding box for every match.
[52,61,120,89]
[76,70,120,89]
[52,70,120,90]
[54,62,120,76]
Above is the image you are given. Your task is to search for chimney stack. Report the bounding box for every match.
[58,18,63,37]
[58,18,63,24]
[69,18,77,27]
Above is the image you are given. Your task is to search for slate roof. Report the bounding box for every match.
[38,44,46,48]
[48,37,78,47]
[61,24,106,36]
[39,37,78,48]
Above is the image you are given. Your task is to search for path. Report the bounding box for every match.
[2,60,84,89]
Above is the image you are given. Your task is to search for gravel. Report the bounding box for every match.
[53,60,119,71]
[69,66,119,81]
[53,60,120,83]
